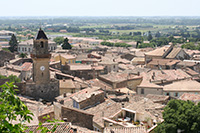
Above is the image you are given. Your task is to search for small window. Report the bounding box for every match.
[141,88,144,94]
[40,41,44,48]
[165,92,170,96]
[18,47,20,51]
[195,92,198,95]
[174,92,179,97]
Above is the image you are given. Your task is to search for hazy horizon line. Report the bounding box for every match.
[1,16,200,18]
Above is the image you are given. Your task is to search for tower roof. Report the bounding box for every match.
[35,28,48,40]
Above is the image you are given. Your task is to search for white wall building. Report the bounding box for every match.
[18,39,57,54]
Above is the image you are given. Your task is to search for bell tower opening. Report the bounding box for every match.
[40,41,44,48]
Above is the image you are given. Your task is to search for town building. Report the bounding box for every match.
[0,30,15,41]
[145,45,189,64]
[53,53,76,65]
[98,72,142,90]
[24,28,59,101]
[18,39,57,54]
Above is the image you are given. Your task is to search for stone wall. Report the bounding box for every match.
[0,50,15,67]
[25,80,59,101]
[79,92,105,109]
[54,103,94,130]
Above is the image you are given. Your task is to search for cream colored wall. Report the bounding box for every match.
[33,58,50,84]
[54,55,76,65]
[137,87,163,96]
[163,91,200,98]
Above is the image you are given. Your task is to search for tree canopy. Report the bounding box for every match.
[0,75,21,83]
[62,37,72,49]
[9,34,18,52]
[0,82,62,132]
[18,53,28,58]
[0,82,33,132]
[53,37,64,45]
[155,99,200,133]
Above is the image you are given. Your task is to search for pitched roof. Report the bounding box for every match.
[147,59,180,66]
[145,69,191,83]
[99,72,142,83]
[35,28,48,40]
[21,62,32,71]
[165,48,182,59]
[145,46,169,56]
[70,87,103,103]
[179,93,200,103]
[25,122,72,133]
[124,97,164,119]
[104,127,147,133]
[86,78,112,90]
[59,79,75,89]
[163,80,200,92]
[146,94,169,103]
[85,99,122,128]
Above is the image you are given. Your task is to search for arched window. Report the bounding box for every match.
[40,41,44,48]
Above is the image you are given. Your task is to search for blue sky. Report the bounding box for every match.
[0,0,200,16]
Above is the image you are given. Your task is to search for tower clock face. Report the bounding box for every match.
[40,66,45,71]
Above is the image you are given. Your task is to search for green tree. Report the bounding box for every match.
[18,53,27,58]
[155,100,200,133]
[155,31,161,37]
[181,42,197,50]
[147,31,153,41]
[0,82,33,132]
[0,75,21,83]
[62,37,72,49]
[0,82,62,132]
[53,37,64,45]
[9,34,18,52]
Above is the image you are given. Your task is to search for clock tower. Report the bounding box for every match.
[31,28,51,84]
[25,28,59,101]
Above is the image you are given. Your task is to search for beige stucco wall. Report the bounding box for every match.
[32,58,50,84]
[54,55,76,65]
[137,87,163,96]
[163,91,200,98]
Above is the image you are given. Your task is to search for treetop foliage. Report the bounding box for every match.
[155,99,200,133]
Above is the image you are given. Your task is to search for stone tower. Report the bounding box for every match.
[31,28,51,84]
[25,28,59,101]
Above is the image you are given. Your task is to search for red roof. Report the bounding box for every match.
[21,62,32,71]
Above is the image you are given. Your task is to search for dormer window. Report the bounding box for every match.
[40,41,44,48]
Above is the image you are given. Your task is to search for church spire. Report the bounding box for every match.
[35,28,48,40]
